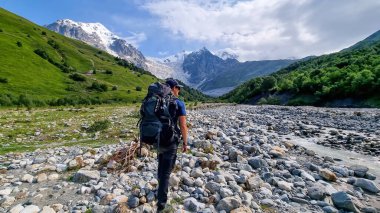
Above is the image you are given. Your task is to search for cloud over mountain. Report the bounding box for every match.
[141,0,380,61]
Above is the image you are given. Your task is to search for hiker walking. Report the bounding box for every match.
[138,79,188,212]
[156,79,188,212]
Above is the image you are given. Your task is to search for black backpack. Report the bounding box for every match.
[138,82,179,148]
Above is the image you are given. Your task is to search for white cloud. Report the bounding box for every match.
[141,0,380,61]
[123,32,147,48]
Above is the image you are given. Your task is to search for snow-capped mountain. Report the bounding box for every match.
[47,20,297,96]
[46,19,147,69]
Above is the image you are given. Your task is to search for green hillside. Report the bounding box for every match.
[0,8,210,107]
[221,35,380,107]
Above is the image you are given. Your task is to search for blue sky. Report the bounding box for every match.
[1,0,380,61]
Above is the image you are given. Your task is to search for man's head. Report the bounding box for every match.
[166,79,183,97]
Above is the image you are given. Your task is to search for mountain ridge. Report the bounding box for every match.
[47,20,297,96]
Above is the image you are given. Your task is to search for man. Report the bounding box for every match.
[156,79,188,212]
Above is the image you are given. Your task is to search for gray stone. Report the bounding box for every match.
[307,186,325,200]
[349,165,369,177]
[220,188,234,198]
[260,198,276,206]
[290,197,310,204]
[146,191,155,203]
[362,207,378,213]
[217,197,242,212]
[73,170,100,183]
[248,157,267,169]
[184,197,205,212]
[205,181,221,194]
[301,171,315,182]
[33,156,46,164]
[331,166,349,177]
[353,178,380,193]
[246,176,263,190]
[365,173,376,180]
[331,191,360,213]
[190,168,204,178]
[322,206,338,213]
[91,205,105,213]
[127,196,139,208]
[56,164,67,172]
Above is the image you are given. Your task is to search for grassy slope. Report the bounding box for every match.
[0,7,157,104]
[221,39,380,107]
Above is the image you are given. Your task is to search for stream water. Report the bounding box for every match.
[281,134,380,179]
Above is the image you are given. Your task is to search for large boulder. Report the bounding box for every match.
[353,178,380,193]
[331,191,360,213]
[349,165,368,178]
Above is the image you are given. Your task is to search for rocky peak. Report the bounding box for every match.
[46,19,147,69]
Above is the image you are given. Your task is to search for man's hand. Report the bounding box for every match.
[182,143,188,153]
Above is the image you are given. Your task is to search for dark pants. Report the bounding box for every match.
[157,143,178,208]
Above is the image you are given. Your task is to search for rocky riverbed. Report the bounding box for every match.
[0,105,379,213]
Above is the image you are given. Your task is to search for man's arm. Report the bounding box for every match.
[179,115,188,152]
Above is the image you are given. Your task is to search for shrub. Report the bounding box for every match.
[47,39,59,49]
[41,31,47,36]
[89,82,108,92]
[0,29,3,32]
[135,86,142,91]
[16,41,22,47]
[69,73,86,82]
[18,94,32,107]
[105,70,113,75]
[87,120,110,132]
[112,86,118,91]
[0,77,8,83]
[0,94,12,106]
[34,49,49,59]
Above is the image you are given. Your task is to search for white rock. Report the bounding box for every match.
[47,157,57,164]
[50,204,63,212]
[20,205,40,213]
[0,188,12,196]
[36,173,48,183]
[190,168,204,178]
[40,206,56,213]
[194,178,204,187]
[9,204,24,213]
[21,174,34,183]
[277,181,293,191]
[301,171,316,182]
[48,173,59,181]
[55,164,67,172]
[80,186,92,194]
[169,175,180,187]
[0,196,16,208]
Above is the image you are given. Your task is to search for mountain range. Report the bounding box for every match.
[0,7,210,107]
[46,20,296,96]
